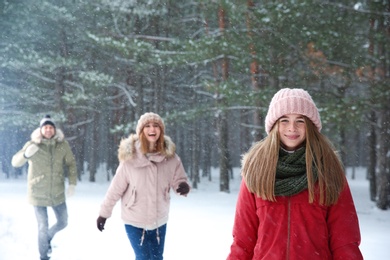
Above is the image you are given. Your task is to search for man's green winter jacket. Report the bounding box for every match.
[12,128,77,207]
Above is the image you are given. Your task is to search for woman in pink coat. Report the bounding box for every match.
[97,112,190,260]
[227,88,363,260]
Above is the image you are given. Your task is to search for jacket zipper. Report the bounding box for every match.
[287,198,291,260]
[50,143,54,204]
[155,162,160,244]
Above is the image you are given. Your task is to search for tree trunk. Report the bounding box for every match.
[376,109,390,209]
[191,119,200,189]
[217,5,230,193]
[218,109,230,192]
[201,130,212,180]
[88,112,98,182]
[368,0,390,209]
[367,111,377,201]
[247,0,265,142]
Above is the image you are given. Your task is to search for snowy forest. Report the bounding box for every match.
[0,1,389,210]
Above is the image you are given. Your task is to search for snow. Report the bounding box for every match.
[0,167,389,260]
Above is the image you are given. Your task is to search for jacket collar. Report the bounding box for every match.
[118,134,176,163]
[30,127,65,144]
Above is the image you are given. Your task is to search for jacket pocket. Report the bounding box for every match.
[163,186,171,201]
[125,186,137,208]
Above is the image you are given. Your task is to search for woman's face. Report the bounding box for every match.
[278,114,306,151]
[142,121,161,144]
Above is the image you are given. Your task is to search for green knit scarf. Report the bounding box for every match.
[274,148,317,196]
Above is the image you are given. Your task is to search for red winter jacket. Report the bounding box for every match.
[227,180,363,260]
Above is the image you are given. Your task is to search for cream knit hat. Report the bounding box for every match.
[265,88,322,134]
[136,112,165,135]
[40,115,56,128]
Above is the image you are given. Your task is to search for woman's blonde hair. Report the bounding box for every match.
[138,127,165,155]
[242,117,345,206]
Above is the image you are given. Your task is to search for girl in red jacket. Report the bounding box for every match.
[227,88,363,260]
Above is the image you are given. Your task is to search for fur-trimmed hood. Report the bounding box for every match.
[30,127,65,144]
[118,134,176,162]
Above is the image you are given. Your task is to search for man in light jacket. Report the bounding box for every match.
[12,115,77,260]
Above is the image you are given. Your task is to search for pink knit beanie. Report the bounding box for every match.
[136,112,165,135]
[265,88,322,134]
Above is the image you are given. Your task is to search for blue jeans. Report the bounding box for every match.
[34,202,68,260]
[125,224,167,260]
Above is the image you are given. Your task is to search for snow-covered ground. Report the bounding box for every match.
[0,167,389,259]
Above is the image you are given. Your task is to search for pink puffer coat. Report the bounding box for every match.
[99,134,189,230]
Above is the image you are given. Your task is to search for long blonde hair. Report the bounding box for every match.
[242,117,345,206]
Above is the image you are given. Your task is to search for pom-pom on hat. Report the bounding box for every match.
[265,88,322,134]
[40,115,56,128]
[136,112,165,136]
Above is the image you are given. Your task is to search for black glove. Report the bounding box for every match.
[97,216,106,232]
[176,182,190,196]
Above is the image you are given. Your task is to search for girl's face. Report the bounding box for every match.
[142,121,161,144]
[278,114,306,151]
